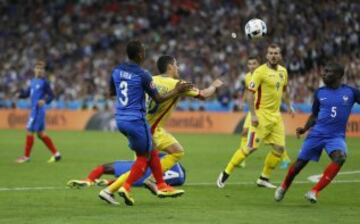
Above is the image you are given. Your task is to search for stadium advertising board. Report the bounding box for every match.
[1,110,360,137]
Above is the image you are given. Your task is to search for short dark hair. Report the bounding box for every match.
[325,62,345,77]
[268,43,281,50]
[126,40,144,61]
[157,55,175,74]
[248,54,261,62]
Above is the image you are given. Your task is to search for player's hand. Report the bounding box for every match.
[296,127,306,138]
[38,100,45,107]
[175,81,193,94]
[211,79,224,89]
[251,114,259,127]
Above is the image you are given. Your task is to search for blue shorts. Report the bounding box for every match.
[116,119,152,154]
[298,135,347,162]
[113,160,186,186]
[26,108,45,132]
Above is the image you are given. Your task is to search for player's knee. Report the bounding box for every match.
[37,132,44,139]
[246,147,257,155]
[332,153,346,165]
[172,151,185,161]
[241,128,249,137]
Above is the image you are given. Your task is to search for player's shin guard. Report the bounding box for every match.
[24,134,34,157]
[261,150,282,179]
[160,151,184,172]
[149,150,165,185]
[311,162,341,193]
[40,135,59,155]
[87,165,105,182]
[225,148,247,175]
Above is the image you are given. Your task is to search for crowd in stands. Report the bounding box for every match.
[0,0,359,111]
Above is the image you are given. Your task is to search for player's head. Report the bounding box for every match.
[266,44,281,67]
[322,62,344,87]
[157,55,179,78]
[126,40,145,64]
[34,60,45,78]
[247,55,260,73]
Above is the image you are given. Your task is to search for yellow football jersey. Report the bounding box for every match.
[248,63,288,114]
[146,75,200,131]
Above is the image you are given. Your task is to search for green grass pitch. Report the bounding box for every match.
[1,130,360,224]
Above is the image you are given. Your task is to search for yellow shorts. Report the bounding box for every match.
[152,127,179,151]
[243,113,251,129]
[246,111,285,149]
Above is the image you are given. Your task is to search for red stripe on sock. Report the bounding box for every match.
[40,136,58,155]
[312,162,341,193]
[149,150,165,185]
[248,132,255,148]
[24,135,34,157]
[87,165,105,181]
[124,156,148,191]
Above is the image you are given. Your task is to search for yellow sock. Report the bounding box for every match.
[261,150,283,179]
[160,152,184,172]
[225,147,247,175]
[282,150,290,161]
[107,171,130,193]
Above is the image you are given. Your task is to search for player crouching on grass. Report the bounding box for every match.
[275,62,360,203]
[67,159,186,188]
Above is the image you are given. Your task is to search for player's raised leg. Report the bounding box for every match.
[275,159,308,201]
[257,144,283,189]
[37,132,61,163]
[148,149,184,198]
[306,150,345,203]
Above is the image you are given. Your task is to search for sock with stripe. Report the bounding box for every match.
[261,150,282,179]
[87,165,105,182]
[225,148,247,175]
[311,162,341,194]
[24,134,35,158]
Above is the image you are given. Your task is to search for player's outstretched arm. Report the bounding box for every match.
[296,114,317,138]
[196,79,224,100]
[152,81,193,103]
[282,86,295,116]
[296,91,319,138]
[247,91,259,127]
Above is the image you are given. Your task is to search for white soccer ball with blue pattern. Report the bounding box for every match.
[245,18,267,40]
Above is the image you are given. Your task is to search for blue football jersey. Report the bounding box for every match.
[309,85,360,137]
[20,78,54,109]
[111,63,158,120]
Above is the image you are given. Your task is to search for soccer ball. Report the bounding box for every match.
[245,18,267,40]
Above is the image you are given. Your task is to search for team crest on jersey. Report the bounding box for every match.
[249,81,255,89]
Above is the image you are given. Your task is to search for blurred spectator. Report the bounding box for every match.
[0,0,359,111]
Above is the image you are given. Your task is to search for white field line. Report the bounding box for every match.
[307,170,360,183]
[1,179,360,192]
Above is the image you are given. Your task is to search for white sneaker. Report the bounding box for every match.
[216,171,229,188]
[144,179,158,196]
[99,189,119,205]
[256,178,277,189]
[304,191,317,204]
[15,156,30,163]
[274,186,286,201]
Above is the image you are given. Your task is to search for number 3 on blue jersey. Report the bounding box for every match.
[119,81,128,106]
